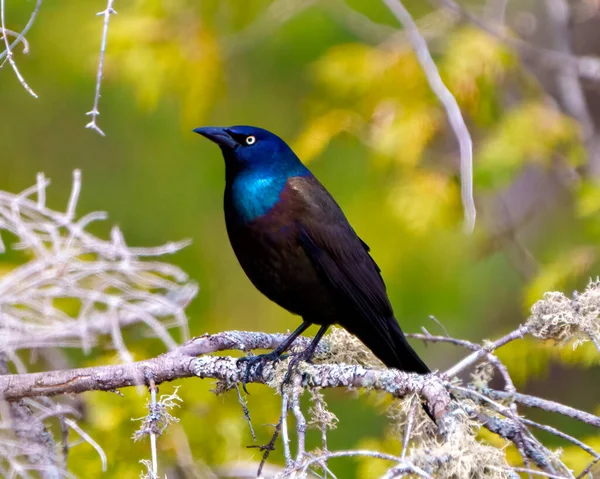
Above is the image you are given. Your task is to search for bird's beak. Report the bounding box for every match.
[193,126,238,149]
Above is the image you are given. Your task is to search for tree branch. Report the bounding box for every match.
[0,338,453,424]
[1,327,598,477]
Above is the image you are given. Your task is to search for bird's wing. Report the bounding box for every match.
[286,176,393,322]
[286,176,429,373]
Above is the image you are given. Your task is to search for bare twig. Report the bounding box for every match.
[443,325,530,378]
[476,411,556,473]
[0,172,194,360]
[224,0,317,56]
[247,418,282,477]
[545,0,600,176]
[576,456,600,479]
[410,332,517,399]
[85,0,117,136]
[235,385,256,442]
[291,376,307,469]
[401,396,418,459]
[0,0,41,62]
[299,450,430,478]
[520,417,600,461]
[484,389,600,428]
[506,467,573,479]
[280,391,293,469]
[63,419,106,472]
[0,356,62,479]
[382,0,476,233]
[433,0,600,85]
[148,374,158,478]
[0,0,37,97]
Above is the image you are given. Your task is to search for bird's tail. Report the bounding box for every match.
[382,319,430,374]
[353,317,434,421]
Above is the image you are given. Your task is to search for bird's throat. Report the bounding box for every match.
[228,171,288,223]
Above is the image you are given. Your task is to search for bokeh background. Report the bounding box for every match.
[1,0,600,477]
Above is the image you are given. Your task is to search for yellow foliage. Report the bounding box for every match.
[313,43,428,106]
[292,110,360,163]
[476,102,584,188]
[107,0,222,124]
[555,340,600,366]
[369,104,440,167]
[442,27,514,115]
[0,262,18,277]
[355,436,402,478]
[497,337,599,386]
[577,180,600,218]
[561,436,600,474]
[525,247,596,309]
[496,337,555,385]
[389,170,460,234]
[576,181,600,239]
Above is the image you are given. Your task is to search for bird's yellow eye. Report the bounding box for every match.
[245,135,256,145]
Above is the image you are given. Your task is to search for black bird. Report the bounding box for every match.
[194,125,430,388]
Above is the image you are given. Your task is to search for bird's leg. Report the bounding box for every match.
[237,321,311,393]
[282,323,329,388]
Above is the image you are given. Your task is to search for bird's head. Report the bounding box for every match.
[193,125,306,177]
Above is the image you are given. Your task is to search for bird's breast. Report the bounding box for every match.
[224,184,337,320]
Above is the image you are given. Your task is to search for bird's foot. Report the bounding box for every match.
[237,351,287,393]
[281,348,315,391]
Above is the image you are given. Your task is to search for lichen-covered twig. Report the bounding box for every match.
[0,323,593,479]
[133,377,181,479]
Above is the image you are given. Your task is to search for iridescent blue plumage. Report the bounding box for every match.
[194,125,432,418]
[226,127,310,223]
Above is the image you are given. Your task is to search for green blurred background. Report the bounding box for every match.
[1,0,600,476]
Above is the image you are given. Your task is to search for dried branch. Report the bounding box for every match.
[85,0,117,136]
[401,396,418,459]
[0,319,594,479]
[0,171,194,363]
[444,325,530,378]
[544,0,600,177]
[382,0,476,233]
[432,0,600,83]
[484,389,600,428]
[236,384,256,442]
[133,377,181,479]
[1,326,598,478]
[0,0,40,62]
[0,0,37,97]
[0,356,64,479]
[0,171,194,475]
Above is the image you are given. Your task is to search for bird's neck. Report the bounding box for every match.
[226,166,310,224]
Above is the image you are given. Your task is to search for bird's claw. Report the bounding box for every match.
[237,351,287,393]
[281,349,314,392]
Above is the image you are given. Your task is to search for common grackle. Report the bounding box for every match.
[194,125,430,395]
